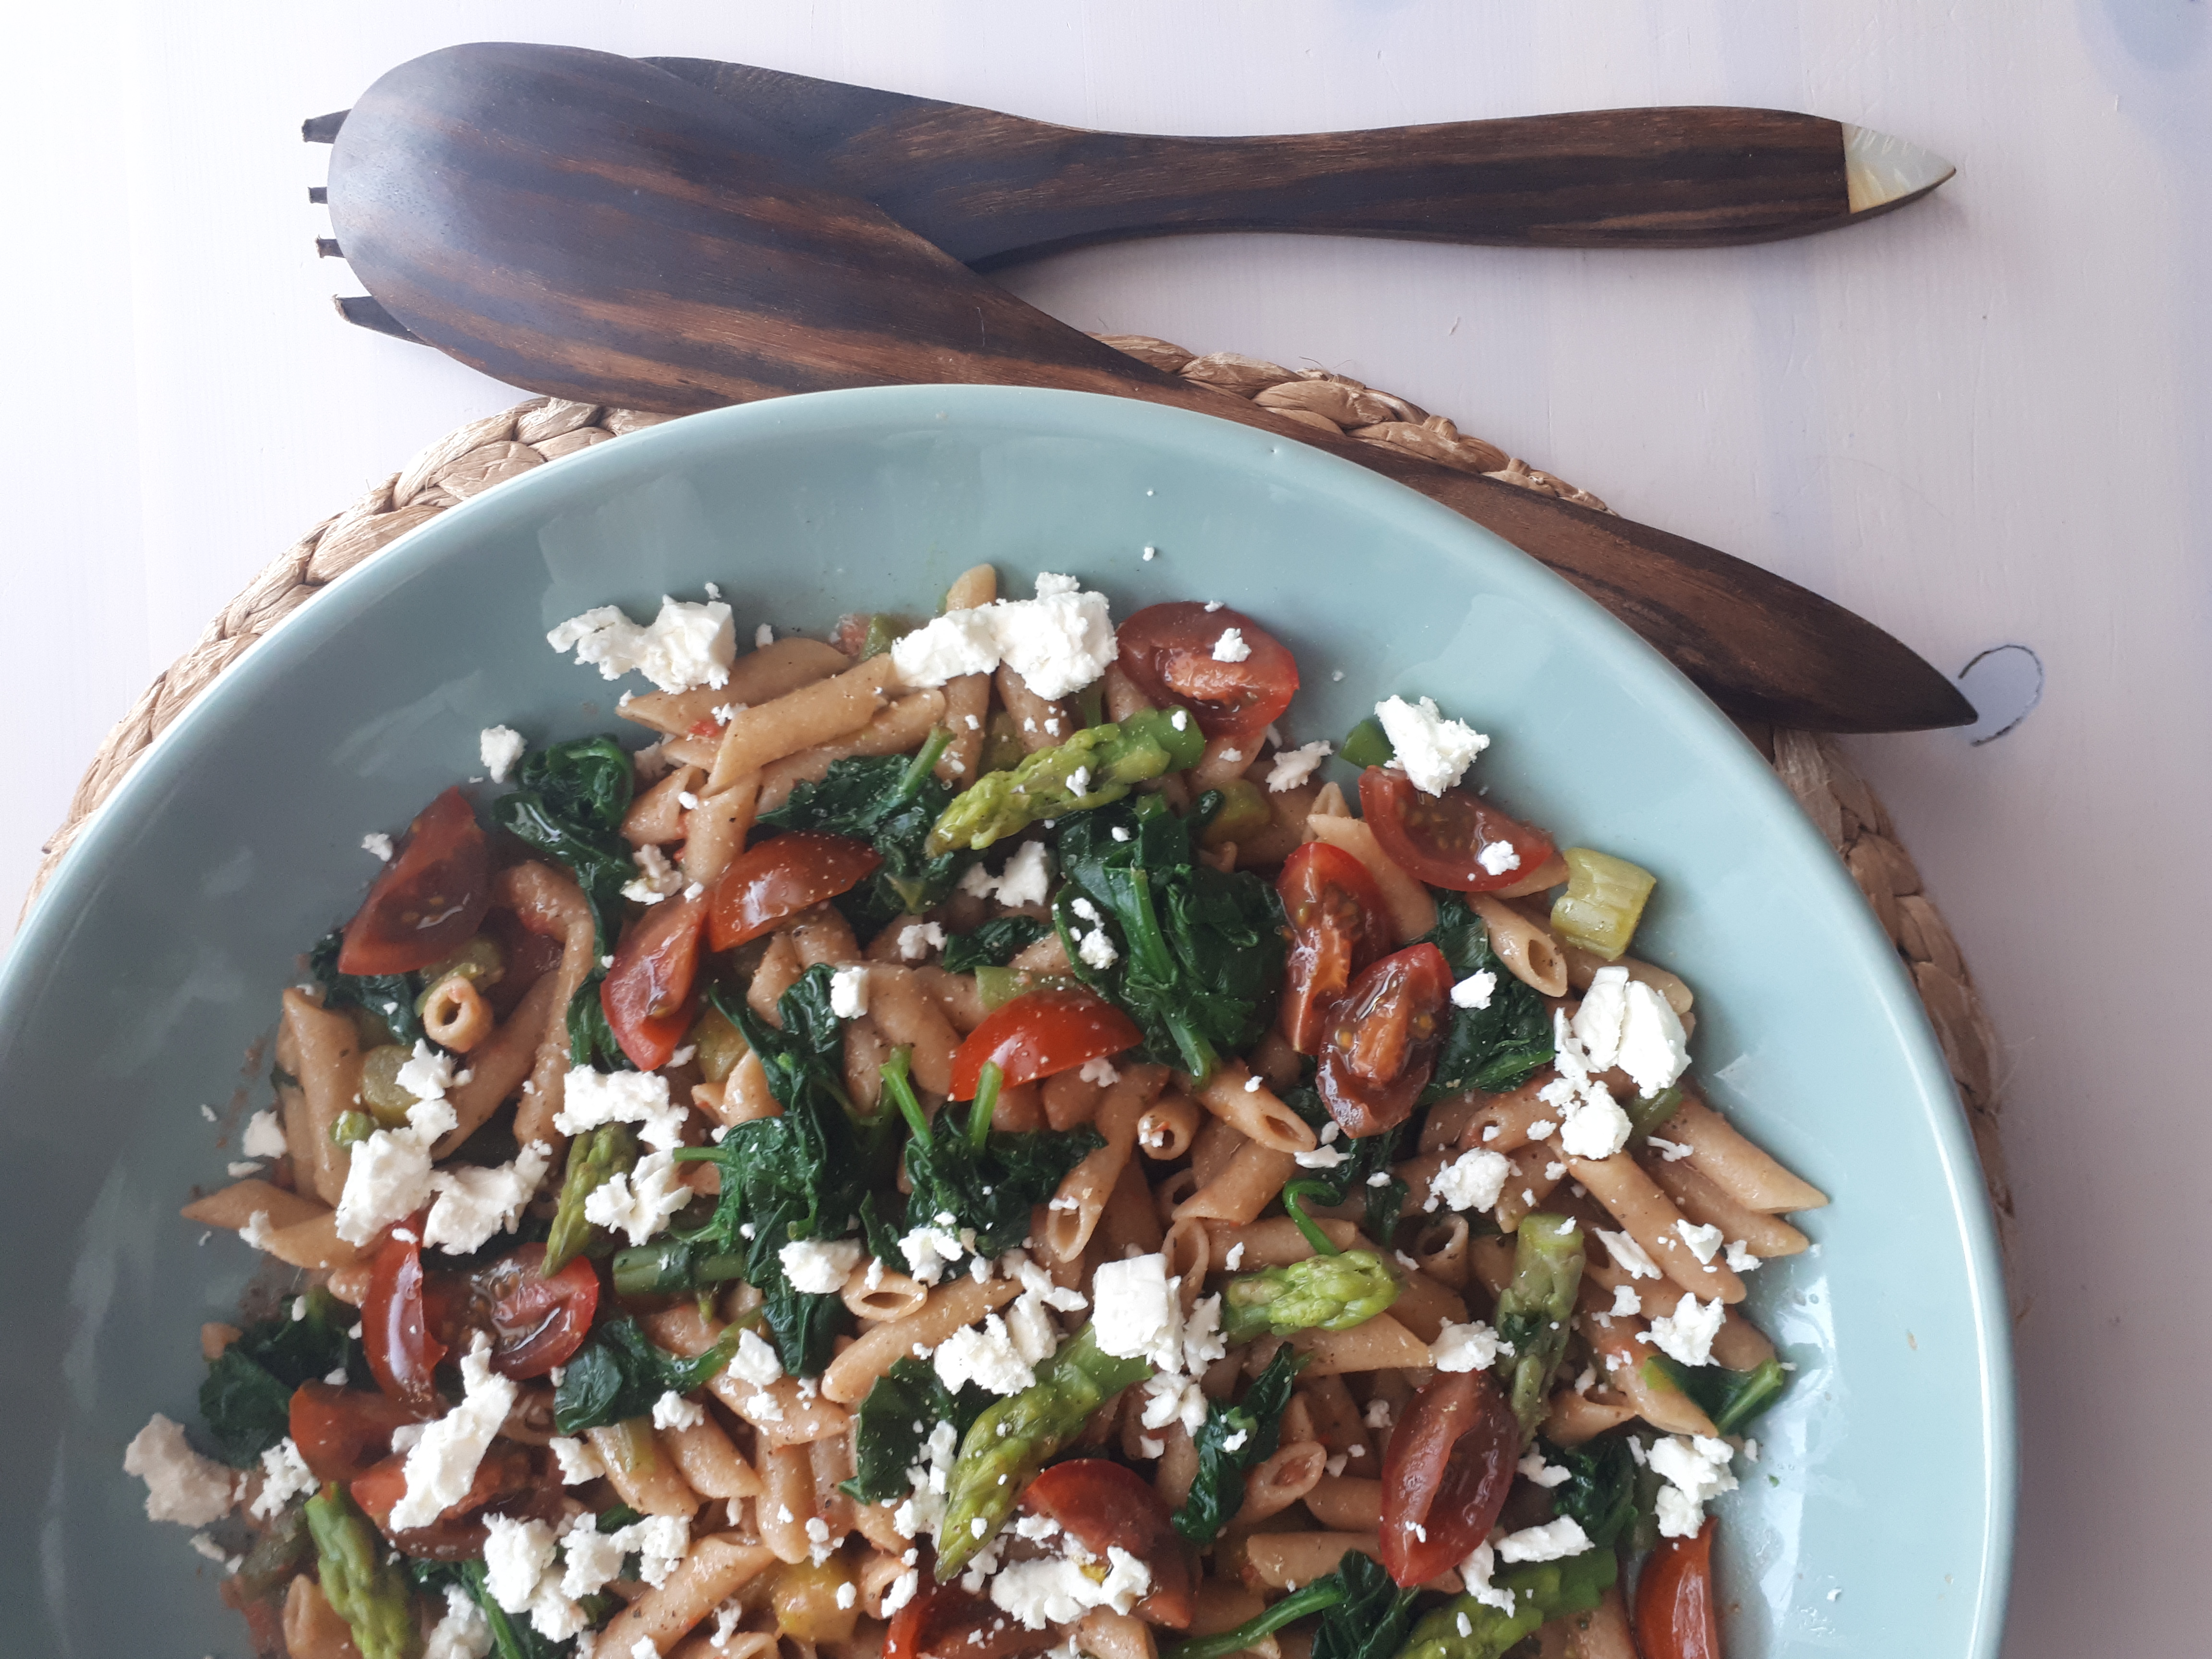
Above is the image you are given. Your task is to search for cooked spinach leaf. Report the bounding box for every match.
[1166,1549,1415,1659]
[1644,1353,1791,1436]
[306,930,424,1048]
[839,1355,993,1503]
[1280,1084,1408,1245]
[493,736,636,952]
[757,732,970,919]
[565,965,633,1072]
[551,1315,744,1435]
[1420,892,1553,1097]
[411,1557,582,1658]
[199,1286,366,1466]
[1174,1345,1302,1544]
[1052,796,1286,1082]
[1543,1434,1639,1549]
[939,916,1051,974]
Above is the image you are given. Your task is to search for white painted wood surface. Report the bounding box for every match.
[5,3,2204,1652]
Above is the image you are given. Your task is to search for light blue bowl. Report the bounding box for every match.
[0,387,2011,1656]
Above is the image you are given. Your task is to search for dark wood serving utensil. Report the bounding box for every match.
[327,44,1972,734]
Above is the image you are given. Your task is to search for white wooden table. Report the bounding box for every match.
[7,3,2204,1652]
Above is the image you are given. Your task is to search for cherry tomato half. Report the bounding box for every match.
[337,786,492,975]
[1357,767,1555,895]
[288,1382,425,1485]
[949,988,1144,1101]
[1380,1369,1518,1587]
[1115,602,1299,744]
[1315,942,1452,1138]
[362,1222,447,1415]
[468,1243,601,1378]
[602,891,709,1070]
[1021,1459,1194,1628]
[708,831,882,951]
[1635,1519,1721,1659]
[1277,842,1392,1055]
[885,1585,1045,1659]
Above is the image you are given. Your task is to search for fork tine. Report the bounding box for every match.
[333,295,424,344]
[302,110,348,143]
[308,185,327,204]
[316,237,343,259]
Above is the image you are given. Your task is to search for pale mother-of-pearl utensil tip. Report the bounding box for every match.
[1841,124,1956,214]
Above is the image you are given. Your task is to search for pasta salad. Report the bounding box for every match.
[132,567,1828,1659]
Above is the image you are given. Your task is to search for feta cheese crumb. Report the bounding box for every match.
[1449,969,1497,1011]
[1596,1227,1661,1279]
[730,1328,785,1387]
[991,840,1052,908]
[1497,1517,1590,1563]
[241,1109,289,1160]
[1374,695,1489,795]
[1090,1254,1182,1369]
[755,623,775,649]
[935,1313,1039,1396]
[1517,1450,1573,1490]
[1476,840,1521,876]
[581,1149,691,1246]
[123,1415,236,1525]
[1676,1219,1725,1264]
[1724,1238,1762,1273]
[1430,1320,1509,1373]
[1266,739,1333,792]
[1611,1284,1642,1316]
[1649,1434,1738,1538]
[1211,627,1251,662]
[1644,1293,1727,1367]
[1076,927,1119,971]
[547,597,735,693]
[548,1436,607,1485]
[781,1237,864,1295]
[389,1334,517,1530]
[1078,1056,1119,1087]
[652,1390,706,1431]
[898,922,947,961]
[479,725,527,783]
[890,580,1116,700]
[250,1437,317,1519]
[361,832,394,862]
[554,1067,689,1151]
[829,965,871,1019]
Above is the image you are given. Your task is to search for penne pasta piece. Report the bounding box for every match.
[1249,1028,1303,1090]
[1302,814,1433,943]
[787,907,864,968]
[587,1419,701,1516]
[1190,732,1258,795]
[282,1574,361,1659]
[758,1443,818,1564]
[1304,1475,1384,1531]
[1190,1583,1280,1659]
[1008,931,1073,975]
[1562,946,1693,1015]
[260,1212,363,1273]
[679,774,760,889]
[935,566,998,782]
[1101,1155,1168,1261]
[1287,1313,1434,1375]
[1567,1154,1746,1305]
[1409,1214,1471,1289]
[1667,1094,1829,1213]
[708,654,902,793]
[182,1177,325,1234]
[1042,1068,1106,1132]
[1384,1268,1468,1345]
[641,1305,850,1444]
[1467,1234,1516,1300]
[1643,1154,1809,1257]
[280,989,365,1206]
[996,663,1068,752]
[1541,1390,1639,1446]
[1137,1091,1202,1159]
[758,690,949,812]
[1492,848,1571,899]
[1076,1610,1158,1659]
[1236,781,1321,868]
[911,964,987,1034]
[865,966,961,1097]
[1152,1167,1199,1226]
[1202,1216,1361,1268]
[748,934,804,1026]
[1452,1070,1565,1154]
[1470,894,1568,997]
[1174,1142,1299,1227]
[1153,1422,1199,1509]
[494,861,597,1142]
[660,1414,763,1500]
[1238,1440,1329,1524]
[1575,1280,1717,1437]
[843,1017,890,1116]
[592,1536,779,1658]
[620,638,850,735]
[1045,1065,1167,1261]
[822,1277,1023,1404]
[1192,1063,1318,1154]
[1245,1533,1381,1590]
[625,765,705,846]
[844,1265,927,1325]
[1493,1143,1568,1234]
[434,972,560,1157]
[1189,1114,1248,1191]
[1710,1308,1778,1372]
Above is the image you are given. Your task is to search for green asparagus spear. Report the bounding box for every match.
[925,706,1206,855]
[304,1483,421,1659]
[933,1324,1152,1575]
[1397,1548,1617,1659]
[1493,1214,1586,1441]
[1220,1248,1401,1344]
[609,1238,750,1298]
[542,1121,636,1276]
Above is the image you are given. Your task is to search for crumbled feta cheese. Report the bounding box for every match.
[1724,1238,1762,1273]
[1374,695,1489,795]
[1644,1293,1726,1367]
[730,1328,785,1387]
[1459,1541,1516,1615]
[1596,1227,1660,1279]
[754,623,776,649]
[391,1335,518,1530]
[483,1513,559,1612]
[992,841,1052,908]
[241,1109,289,1160]
[1573,967,1690,1096]
[1223,1242,1245,1271]
[1648,1135,1695,1162]
[899,1224,971,1286]
[335,1127,436,1245]
[829,965,871,1020]
[935,1313,1039,1396]
[781,1237,864,1295]
[1091,1253,1182,1368]
[425,1581,494,1659]
[898,922,947,961]
[622,842,685,905]
[1266,739,1334,792]
[123,1415,236,1525]
[1611,1283,1642,1316]
[1430,1320,1509,1373]
[1211,627,1251,662]
[1294,1143,1346,1170]
[1066,765,1093,798]
[250,1436,317,1519]
[1517,1450,1572,1490]
[1497,1517,1590,1563]
[582,1149,691,1245]
[1428,1148,1510,1214]
[1449,970,1497,1011]
[1078,1056,1119,1087]
[1076,927,1119,971]
[745,1391,785,1422]
[882,1569,922,1615]
[549,1436,607,1485]
[652,1390,706,1431]
[1476,840,1521,876]
[890,580,1116,700]
[1676,1219,1724,1264]
[1541,1007,1634,1161]
[991,1545,1152,1628]
[1649,1434,1738,1538]
[548,597,735,693]
[423,1142,554,1255]
[361,832,394,862]
[479,725,527,784]
[554,1067,689,1150]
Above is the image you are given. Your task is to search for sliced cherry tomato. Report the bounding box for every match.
[1315,942,1452,1138]
[1635,1519,1721,1659]
[350,1443,541,1555]
[708,830,882,950]
[1021,1459,1194,1628]
[1115,601,1298,744]
[1277,842,1392,1055]
[362,1222,447,1414]
[885,1585,1046,1659]
[949,988,1144,1100]
[602,891,709,1070]
[1357,766,1555,895]
[337,786,492,975]
[468,1243,601,1378]
[1380,1369,1518,1587]
[288,1382,424,1484]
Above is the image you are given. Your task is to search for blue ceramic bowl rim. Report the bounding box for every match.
[4,384,2014,1656]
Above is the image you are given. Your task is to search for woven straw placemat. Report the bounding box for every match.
[26,339,2013,1261]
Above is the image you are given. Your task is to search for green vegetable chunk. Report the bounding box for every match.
[926,706,1206,855]
[1493,1214,1586,1441]
[934,1324,1152,1575]
[1550,848,1657,961]
[939,916,1052,974]
[1545,1434,1639,1549]
[757,731,967,923]
[552,1315,744,1435]
[305,1483,421,1659]
[1397,1548,1617,1659]
[1165,1549,1415,1659]
[1338,716,1396,771]
[306,931,424,1049]
[199,1287,366,1466]
[1644,1353,1792,1436]
[541,1122,637,1277]
[1173,1345,1303,1544]
[609,1238,748,1298]
[838,1355,993,1504]
[1419,893,1554,1098]
[1052,795,1286,1082]
[1220,1249,1400,1345]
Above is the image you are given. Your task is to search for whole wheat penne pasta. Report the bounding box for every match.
[809,1433,859,1546]
[1303,813,1433,942]
[1304,1475,1384,1531]
[934,566,998,781]
[1235,781,1320,868]
[823,1277,1024,1404]
[495,861,597,1141]
[788,906,863,967]
[672,1635,776,1659]
[1153,1422,1199,1508]
[1575,1281,1717,1437]
[587,1420,700,1516]
[1152,1167,1200,1226]
[1467,1234,1516,1300]
[1710,1308,1778,1371]
[659,1415,762,1500]
[1043,1068,1106,1131]
[843,1018,889,1116]
[1190,1583,1279,1659]
[638,1305,850,1444]
[657,733,719,769]
[1238,1440,1329,1525]
[758,1443,818,1564]
[758,690,948,811]
[1666,1094,1828,1212]
[1189,1114,1248,1190]
[1494,1144,1568,1233]
[1137,1092,1202,1159]
[1543,1389,1639,1447]
[1562,947,1693,1015]
[911,964,986,1033]
[1008,930,1073,974]
[1493,848,1571,898]
[713,1049,779,1124]
[1246,1533,1381,1590]
[1565,1586,1639,1659]
[433,973,560,1157]
[748,934,803,1026]
[182,1178,325,1233]
[1159,1216,1209,1307]
[282,1575,359,1659]
[1076,1610,1157,1659]
[865,966,960,1096]
[1192,1063,1318,1154]
[1101,1155,1168,1261]
[854,1548,912,1620]
[1298,1372,1374,1468]
[1278,1392,1320,1448]
[708,654,901,792]
[1288,1313,1433,1375]
[621,638,850,736]
[844,1265,927,1324]
[1174,1142,1299,1226]
[1202,1216,1360,1268]
[1190,732,1259,794]
[1384,1268,1468,1344]
[989,1079,1044,1132]
[260,1212,362,1273]
[1567,1154,1745,1304]
[1248,1027,1302,1089]
[1470,893,1568,997]
[1644,1154,1808,1257]
[1454,1070,1566,1154]
[625,765,705,845]
[996,663,1068,751]
[593,1537,779,1658]
[851,1494,910,1557]
[680,774,760,888]
[279,990,364,1206]
[1410,1214,1472,1288]
[417,973,493,1053]
[1045,1065,1166,1260]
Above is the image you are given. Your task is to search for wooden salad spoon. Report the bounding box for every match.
[327,44,1972,734]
